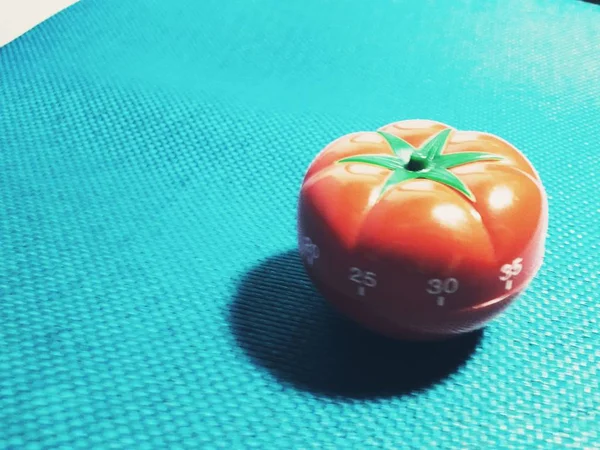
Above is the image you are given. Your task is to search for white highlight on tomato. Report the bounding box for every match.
[391,119,449,129]
[432,203,468,228]
[489,185,514,210]
[350,133,385,144]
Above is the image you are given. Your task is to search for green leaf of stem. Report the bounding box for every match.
[376,131,414,164]
[421,128,453,161]
[424,168,476,201]
[378,170,420,199]
[437,152,505,169]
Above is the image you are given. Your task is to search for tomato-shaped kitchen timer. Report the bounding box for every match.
[297,119,548,341]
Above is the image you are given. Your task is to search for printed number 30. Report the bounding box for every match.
[427,278,459,294]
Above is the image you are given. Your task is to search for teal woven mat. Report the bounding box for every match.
[1,0,599,448]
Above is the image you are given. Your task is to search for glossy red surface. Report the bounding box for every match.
[297,119,548,340]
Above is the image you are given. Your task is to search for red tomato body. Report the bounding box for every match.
[297,119,548,341]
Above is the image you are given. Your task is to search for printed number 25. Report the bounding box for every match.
[349,267,377,287]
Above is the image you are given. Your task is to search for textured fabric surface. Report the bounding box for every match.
[1,0,599,448]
